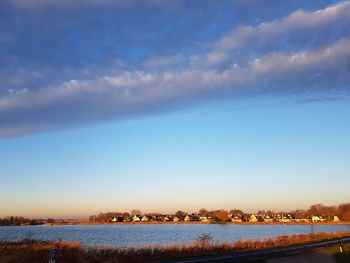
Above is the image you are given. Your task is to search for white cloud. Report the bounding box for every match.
[205,51,229,65]
[250,39,350,75]
[217,1,350,50]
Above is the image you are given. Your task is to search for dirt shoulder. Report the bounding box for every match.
[268,248,336,263]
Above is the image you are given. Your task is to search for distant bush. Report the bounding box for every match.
[0,216,43,226]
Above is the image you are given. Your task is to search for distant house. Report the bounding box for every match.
[231,214,243,223]
[199,216,210,222]
[163,216,171,222]
[151,215,163,221]
[133,215,141,222]
[191,214,200,221]
[333,215,340,222]
[249,214,258,222]
[311,216,322,222]
[279,214,292,223]
[123,217,131,222]
[111,216,123,222]
[293,214,307,222]
[274,214,282,222]
[184,215,191,222]
[173,216,180,222]
[295,214,311,222]
[141,215,149,222]
[263,215,273,223]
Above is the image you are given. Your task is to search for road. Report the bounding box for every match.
[148,236,350,263]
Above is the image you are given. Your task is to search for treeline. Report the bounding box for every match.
[289,203,350,220]
[89,209,237,223]
[89,212,132,223]
[90,203,350,222]
[0,216,44,226]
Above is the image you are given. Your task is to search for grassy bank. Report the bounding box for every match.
[1,231,349,263]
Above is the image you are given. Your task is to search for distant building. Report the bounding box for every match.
[279,214,292,223]
[133,215,141,222]
[111,216,123,222]
[333,215,340,222]
[123,217,131,222]
[199,216,210,222]
[231,214,243,223]
[141,215,149,222]
[184,215,191,222]
[249,214,258,222]
[263,215,273,223]
[311,216,323,222]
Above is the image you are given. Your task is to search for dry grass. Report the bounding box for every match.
[0,231,349,263]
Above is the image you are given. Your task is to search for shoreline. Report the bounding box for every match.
[93,221,350,225]
[42,220,350,226]
[2,220,349,227]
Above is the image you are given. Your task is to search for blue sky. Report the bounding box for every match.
[0,0,349,218]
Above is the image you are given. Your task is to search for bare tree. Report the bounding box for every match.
[175,210,186,217]
[130,209,141,216]
[199,208,208,216]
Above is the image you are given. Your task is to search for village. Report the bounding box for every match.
[101,213,342,224]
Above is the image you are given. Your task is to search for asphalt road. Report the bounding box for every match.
[148,236,350,263]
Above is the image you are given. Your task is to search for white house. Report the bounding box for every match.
[133,215,141,222]
[333,215,340,222]
[184,215,191,222]
[199,216,210,222]
[312,215,323,222]
[141,215,149,222]
[231,215,243,223]
[279,214,292,223]
[249,214,258,222]
[263,215,273,223]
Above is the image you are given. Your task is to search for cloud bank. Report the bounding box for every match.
[0,1,350,137]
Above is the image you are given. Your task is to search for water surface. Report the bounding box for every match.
[1,224,349,247]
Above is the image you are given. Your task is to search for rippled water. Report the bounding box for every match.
[1,224,349,247]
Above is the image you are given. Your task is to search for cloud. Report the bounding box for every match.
[218,1,350,51]
[141,54,183,70]
[7,0,175,11]
[2,38,350,136]
[0,1,349,137]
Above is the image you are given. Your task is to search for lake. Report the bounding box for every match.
[1,224,349,247]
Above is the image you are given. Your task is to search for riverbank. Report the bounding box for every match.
[1,231,349,263]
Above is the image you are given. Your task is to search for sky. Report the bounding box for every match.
[0,0,350,218]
